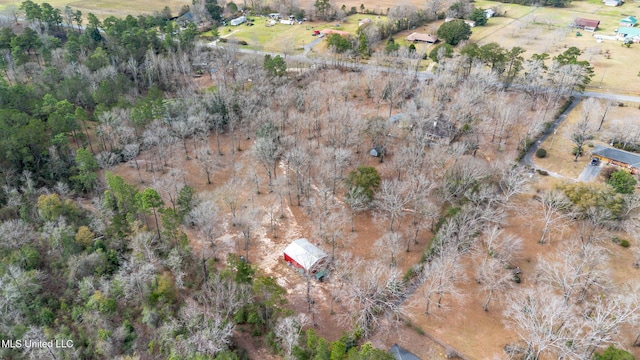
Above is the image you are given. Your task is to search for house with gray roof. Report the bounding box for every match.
[592,145,640,174]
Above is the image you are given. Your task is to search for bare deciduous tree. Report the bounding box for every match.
[476,257,514,311]
[167,304,235,358]
[234,207,262,261]
[536,242,608,305]
[420,247,465,315]
[336,255,403,337]
[375,179,410,232]
[253,136,282,186]
[187,198,224,279]
[374,232,403,267]
[504,286,574,360]
[571,99,596,162]
[534,190,573,244]
[345,187,369,232]
[274,314,310,359]
[197,272,252,320]
[574,290,639,358]
[123,143,143,183]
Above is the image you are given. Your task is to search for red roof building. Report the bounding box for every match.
[572,18,600,32]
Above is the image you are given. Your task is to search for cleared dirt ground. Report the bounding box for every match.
[112,60,639,360]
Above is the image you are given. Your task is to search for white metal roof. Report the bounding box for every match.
[283,238,328,271]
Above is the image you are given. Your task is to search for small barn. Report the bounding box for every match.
[405,32,439,43]
[370,145,385,157]
[592,145,640,174]
[283,239,329,277]
[572,18,600,32]
[484,9,496,18]
[230,16,246,26]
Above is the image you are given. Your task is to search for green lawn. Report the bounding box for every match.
[220,14,389,53]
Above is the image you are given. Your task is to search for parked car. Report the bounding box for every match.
[590,158,600,166]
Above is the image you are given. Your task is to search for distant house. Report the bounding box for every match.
[445,18,476,27]
[358,18,372,27]
[405,32,438,43]
[592,145,640,174]
[176,11,194,26]
[484,9,496,18]
[405,32,439,43]
[320,28,350,37]
[230,15,246,26]
[572,18,600,32]
[389,344,420,360]
[604,0,622,6]
[283,239,329,278]
[620,15,637,27]
[617,27,640,42]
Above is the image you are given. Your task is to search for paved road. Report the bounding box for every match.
[582,91,640,103]
[303,36,323,56]
[520,95,583,177]
[577,162,603,182]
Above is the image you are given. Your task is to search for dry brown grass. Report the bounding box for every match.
[0,0,191,19]
[535,100,640,179]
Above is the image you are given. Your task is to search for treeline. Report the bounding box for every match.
[0,1,204,196]
[493,0,571,8]
[0,2,407,358]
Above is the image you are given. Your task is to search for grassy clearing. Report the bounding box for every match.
[221,14,389,53]
[534,107,593,179]
[464,1,640,94]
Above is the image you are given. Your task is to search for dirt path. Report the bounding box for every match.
[476,7,538,43]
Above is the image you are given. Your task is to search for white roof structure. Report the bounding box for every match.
[283,238,328,273]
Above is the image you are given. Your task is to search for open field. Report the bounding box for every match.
[214,14,386,53]
[0,0,190,18]
[4,0,640,93]
[467,1,640,94]
[231,0,640,91]
[379,0,640,94]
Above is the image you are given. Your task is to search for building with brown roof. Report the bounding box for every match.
[405,32,439,43]
[572,18,600,32]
